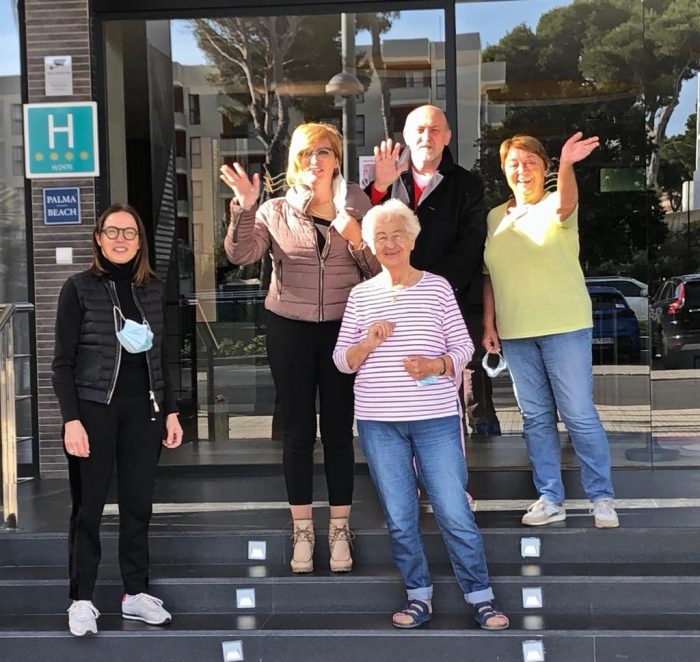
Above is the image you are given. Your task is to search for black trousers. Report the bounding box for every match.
[463,311,500,428]
[66,396,163,600]
[266,311,355,506]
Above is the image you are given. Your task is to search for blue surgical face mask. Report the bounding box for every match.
[114,306,153,354]
[482,352,508,378]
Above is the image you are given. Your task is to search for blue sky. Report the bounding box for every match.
[170,4,567,65]
[0,0,19,77]
[0,0,695,136]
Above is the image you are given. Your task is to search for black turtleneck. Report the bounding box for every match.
[98,254,142,321]
[98,255,151,400]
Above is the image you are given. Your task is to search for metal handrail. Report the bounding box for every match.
[0,303,17,529]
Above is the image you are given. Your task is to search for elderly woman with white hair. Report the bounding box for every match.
[332,199,508,631]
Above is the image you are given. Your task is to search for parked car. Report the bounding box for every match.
[649,274,700,369]
[585,276,648,321]
[587,285,641,363]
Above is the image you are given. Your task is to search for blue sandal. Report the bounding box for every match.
[392,599,432,629]
[473,601,509,630]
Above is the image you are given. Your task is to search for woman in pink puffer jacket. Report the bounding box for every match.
[222,122,379,575]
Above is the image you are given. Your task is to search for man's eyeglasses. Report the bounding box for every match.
[101,226,139,240]
[299,147,335,163]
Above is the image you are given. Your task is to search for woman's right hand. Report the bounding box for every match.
[365,320,396,351]
[219,163,260,209]
[482,327,501,355]
[64,419,90,458]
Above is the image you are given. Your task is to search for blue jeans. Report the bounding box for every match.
[501,328,615,505]
[358,416,494,605]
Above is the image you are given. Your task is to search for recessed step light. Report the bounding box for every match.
[236,588,256,609]
[522,639,545,662]
[248,541,267,560]
[522,587,543,609]
[520,537,541,558]
[222,640,244,661]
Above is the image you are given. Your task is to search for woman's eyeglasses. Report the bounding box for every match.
[101,226,139,240]
[374,231,410,246]
[299,147,335,163]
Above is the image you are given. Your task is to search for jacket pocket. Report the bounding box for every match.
[74,347,102,384]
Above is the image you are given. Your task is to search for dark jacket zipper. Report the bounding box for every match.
[276,260,283,300]
[131,284,160,420]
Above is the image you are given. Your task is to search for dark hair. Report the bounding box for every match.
[91,203,155,286]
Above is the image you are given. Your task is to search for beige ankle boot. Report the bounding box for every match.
[328,517,354,572]
[290,519,315,573]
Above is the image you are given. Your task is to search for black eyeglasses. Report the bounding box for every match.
[101,226,139,240]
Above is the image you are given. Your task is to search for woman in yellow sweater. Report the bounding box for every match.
[482,132,618,529]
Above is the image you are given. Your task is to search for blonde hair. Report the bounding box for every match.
[499,135,550,172]
[286,122,342,186]
[361,199,421,253]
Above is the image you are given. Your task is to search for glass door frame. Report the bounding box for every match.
[93,0,460,207]
[92,0,459,454]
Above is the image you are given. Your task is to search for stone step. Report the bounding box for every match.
[0,613,699,662]
[2,564,700,615]
[3,525,700,566]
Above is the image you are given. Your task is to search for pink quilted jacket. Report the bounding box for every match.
[224,180,380,322]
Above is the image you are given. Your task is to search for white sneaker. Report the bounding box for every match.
[67,600,99,636]
[121,593,172,625]
[521,499,567,526]
[591,498,620,528]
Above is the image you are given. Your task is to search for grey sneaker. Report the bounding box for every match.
[521,499,566,526]
[121,593,172,625]
[591,498,619,528]
[67,600,99,636]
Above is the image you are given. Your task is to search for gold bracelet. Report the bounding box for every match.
[438,356,447,376]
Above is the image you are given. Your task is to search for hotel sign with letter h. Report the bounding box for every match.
[23,102,99,178]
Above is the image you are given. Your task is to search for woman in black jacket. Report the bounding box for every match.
[52,203,182,637]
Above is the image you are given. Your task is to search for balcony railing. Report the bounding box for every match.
[389,86,432,105]
[175,156,188,173]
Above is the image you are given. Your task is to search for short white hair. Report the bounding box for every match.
[362,199,421,253]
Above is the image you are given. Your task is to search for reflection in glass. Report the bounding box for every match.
[157,9,446,460]
[0,1,32,472]
[456,0,659,467]
[99,2,699,469]
[0,0,27,303]
[641,3,700,463]
[650,276,700,370]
